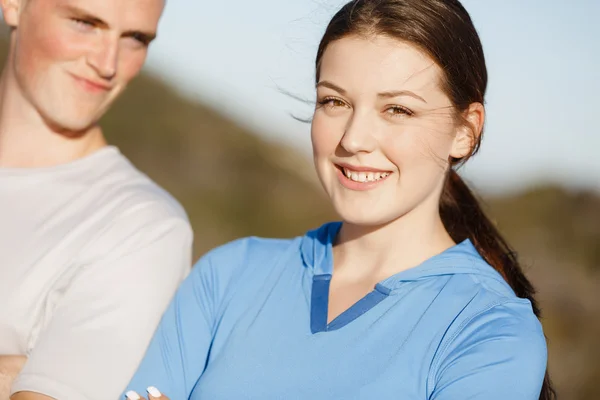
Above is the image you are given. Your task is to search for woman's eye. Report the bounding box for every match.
[318,97,347,109]
[385,105,414,117]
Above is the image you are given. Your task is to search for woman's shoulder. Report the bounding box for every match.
[428,296,547,395]
[188,234,306,284]
[182,234,306,307]
[200,235,303,265]
[441,261,545,347]
[426,295,547,398]
[195,222,339,271]
[428,251,547,379]
[430,283,547,373]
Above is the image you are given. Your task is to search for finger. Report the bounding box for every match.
[147,386,170,400]
[125,391,146,400]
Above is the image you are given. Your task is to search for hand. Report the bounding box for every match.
[125,387,170,400]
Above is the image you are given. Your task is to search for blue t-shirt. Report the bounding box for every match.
[124,222,547,399]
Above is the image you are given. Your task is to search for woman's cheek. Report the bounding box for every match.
[311,113,340,157]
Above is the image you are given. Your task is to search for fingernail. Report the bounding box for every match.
[147,386,162,397]
[125,391,141,400]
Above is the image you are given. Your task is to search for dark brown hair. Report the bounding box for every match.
[315,1,555,398]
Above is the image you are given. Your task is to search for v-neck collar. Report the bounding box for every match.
[301,222,499,333]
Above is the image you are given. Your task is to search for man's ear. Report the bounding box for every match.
[0,0,24,28]
[450,102,485,159]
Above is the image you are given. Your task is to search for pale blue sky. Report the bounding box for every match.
[145,0,599,194]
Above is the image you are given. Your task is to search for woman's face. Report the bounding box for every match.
[311,35,473,226]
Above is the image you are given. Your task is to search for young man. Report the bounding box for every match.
[0,0,193,399]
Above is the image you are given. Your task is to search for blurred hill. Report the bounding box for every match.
[1,34,599,399]
[101,71,335,256]
[486,187,600,399]
[104,78,600,400]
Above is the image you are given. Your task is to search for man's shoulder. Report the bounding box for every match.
[75,149,192,261]
[91,147,189,224]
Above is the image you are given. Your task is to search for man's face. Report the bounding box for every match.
[1,0,165,132]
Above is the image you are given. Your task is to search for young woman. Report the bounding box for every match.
[123,0,554,399]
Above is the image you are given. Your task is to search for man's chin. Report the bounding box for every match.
[43,114,101,138]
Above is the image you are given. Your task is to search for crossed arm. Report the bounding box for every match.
[4,213,191,400]
[10,389,53,400]
[11,392,53,400]
[1,357,74,400]
[0,356,29,400]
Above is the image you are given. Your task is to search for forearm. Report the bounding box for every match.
[10,392,55,400]
[1,373,14,400]
[0,356,27,400]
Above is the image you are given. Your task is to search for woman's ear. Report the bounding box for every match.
[450,102,485,159]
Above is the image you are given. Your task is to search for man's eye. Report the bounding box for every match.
[72,18,95,28]
[131,34,151,46]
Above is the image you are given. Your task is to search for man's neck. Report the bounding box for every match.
[0,126,108,169]
[0,68,108,169]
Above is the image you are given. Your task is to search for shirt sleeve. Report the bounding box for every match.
[121,250,220,400]
[11,208,192,400]
[428,301,548,400]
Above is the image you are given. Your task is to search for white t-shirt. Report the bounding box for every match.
[0,146,193,400]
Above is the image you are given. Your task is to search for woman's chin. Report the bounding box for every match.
[334,208,394,227]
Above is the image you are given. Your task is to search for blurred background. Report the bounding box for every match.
[4,0,599,398]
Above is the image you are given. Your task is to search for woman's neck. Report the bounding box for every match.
[333,194,455,281]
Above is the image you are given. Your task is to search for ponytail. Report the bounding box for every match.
[440,170,556,400]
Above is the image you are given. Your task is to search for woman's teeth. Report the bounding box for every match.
[343,167,390,183]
